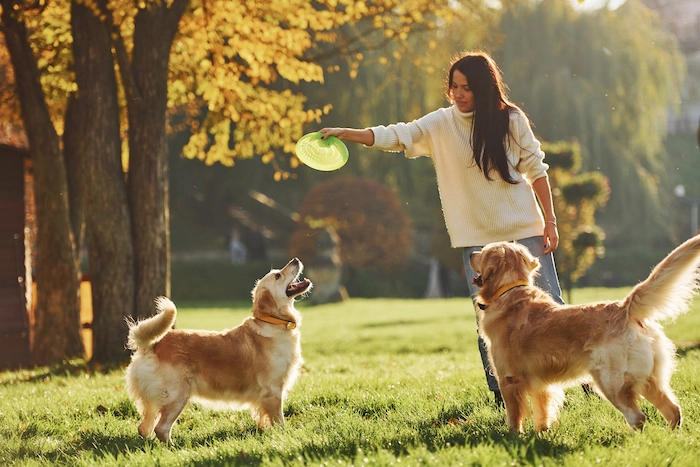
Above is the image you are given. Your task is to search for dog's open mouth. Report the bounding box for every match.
[286,279,312,297]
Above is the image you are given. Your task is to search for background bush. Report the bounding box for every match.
[170,260,270,302]
[171,259,453,301]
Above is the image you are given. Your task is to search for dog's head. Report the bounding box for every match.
[469,242,540,303]
[252,258,312,324]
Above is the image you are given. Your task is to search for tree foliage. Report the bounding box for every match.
[0,36,20,130]
[168,0,467,173]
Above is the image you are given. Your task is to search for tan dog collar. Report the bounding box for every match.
[477,280,530,310]
[256,315,297,330]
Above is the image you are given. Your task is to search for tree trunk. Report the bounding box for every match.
[1,2,83,364]
[63,95,86,261]
[126,0,188,319]
[71,1,136,363]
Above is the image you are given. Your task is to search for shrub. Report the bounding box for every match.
[289,177,412,272]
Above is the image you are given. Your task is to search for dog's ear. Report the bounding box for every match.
[254,289,278,317]
[529,256,540,271]
[517,244,540,273]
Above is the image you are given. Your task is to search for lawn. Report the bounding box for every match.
[1,288,699,466]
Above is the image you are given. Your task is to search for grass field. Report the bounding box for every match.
[1,288,700,466]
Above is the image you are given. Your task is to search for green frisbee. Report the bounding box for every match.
[295,132,349,171]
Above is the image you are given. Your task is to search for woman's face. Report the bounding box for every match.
[450,70,474,112]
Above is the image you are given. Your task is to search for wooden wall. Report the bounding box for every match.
[0,145,31,369]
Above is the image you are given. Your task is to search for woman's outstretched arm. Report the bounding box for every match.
[319,128,374,146]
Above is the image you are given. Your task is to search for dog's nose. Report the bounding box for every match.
[291,257,300,266]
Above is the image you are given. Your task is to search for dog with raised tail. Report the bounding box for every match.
[125,258,312,444]
[469,234,700,433]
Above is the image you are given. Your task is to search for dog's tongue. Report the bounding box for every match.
[286,279,311,296]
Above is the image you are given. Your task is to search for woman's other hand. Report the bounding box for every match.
[543,222,559,255]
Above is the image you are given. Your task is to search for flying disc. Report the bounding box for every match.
[295,132,349,171]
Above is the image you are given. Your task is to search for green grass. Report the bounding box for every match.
[2,289,700,466]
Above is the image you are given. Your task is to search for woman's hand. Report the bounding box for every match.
[319,128,344,139]
[318,127,375,146]
[543,222,559,255]
[532,176,559,255]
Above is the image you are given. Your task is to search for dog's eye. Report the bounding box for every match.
[275,273,281,280]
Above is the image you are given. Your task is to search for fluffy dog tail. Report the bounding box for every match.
[126,296,177,351]
[624,234,700,323]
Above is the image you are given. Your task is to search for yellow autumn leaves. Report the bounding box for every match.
[1,0,457,170]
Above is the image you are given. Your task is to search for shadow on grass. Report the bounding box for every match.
[48,425,263,464]
[0,359,125,385]
[16,412,580,467]
[8,395,617,466]
[8,432,151,465]
[360,317,438,329]
[176,424,579,467]
[177,406,581,466]
[676,341,700,358]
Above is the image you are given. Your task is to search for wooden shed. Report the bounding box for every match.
[0,144,33,370]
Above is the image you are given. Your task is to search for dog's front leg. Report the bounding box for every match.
[137,404,160,439]
[500,376,529,432]
[531,388,565,432]
[255,395,285,428]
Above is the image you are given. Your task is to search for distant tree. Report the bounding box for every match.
[289,177,412,276]
[544,140,610,301]
[497,0,684,246]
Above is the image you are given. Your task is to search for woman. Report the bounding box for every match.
[320,51,565,407]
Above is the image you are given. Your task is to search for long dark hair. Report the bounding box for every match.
[446,51,519,184]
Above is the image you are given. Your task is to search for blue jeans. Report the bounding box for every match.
[462,236,565,392]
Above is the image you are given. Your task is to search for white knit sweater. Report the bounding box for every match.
[369,105,548,248]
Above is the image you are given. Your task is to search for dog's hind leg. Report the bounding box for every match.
[595,375,646,429]
[641,379,682,429]
[641,333,682,428]
[532,387,565,432]
[500,376,529,432]
[154,391,190,444]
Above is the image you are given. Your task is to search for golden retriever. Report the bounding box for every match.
[125,258,312,444]
[469,235,700,433]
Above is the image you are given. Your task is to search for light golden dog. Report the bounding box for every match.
[469,235,700,433]
[125,258,312,444]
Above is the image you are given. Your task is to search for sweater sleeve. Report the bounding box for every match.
[367,120,432,158]
[511,110,548,183]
